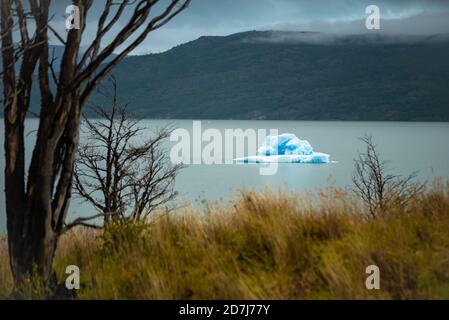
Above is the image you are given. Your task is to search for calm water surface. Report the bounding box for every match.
[1,120,448,232]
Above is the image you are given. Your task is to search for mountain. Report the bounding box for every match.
[7,31,449,120]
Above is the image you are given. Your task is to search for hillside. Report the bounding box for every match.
[6,31,449,120]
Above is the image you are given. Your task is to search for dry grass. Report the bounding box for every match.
[0,237,13,298]
[1,182,449,299]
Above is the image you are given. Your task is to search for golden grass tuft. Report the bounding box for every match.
[1,183,449,299]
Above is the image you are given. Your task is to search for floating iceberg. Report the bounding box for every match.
[234,133,330,164]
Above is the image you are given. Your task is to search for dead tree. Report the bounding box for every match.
[352,135,425,218]
[74,79,182,224]
[1,0,190,288]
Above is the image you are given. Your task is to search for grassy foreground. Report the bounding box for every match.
[1,182,449,299]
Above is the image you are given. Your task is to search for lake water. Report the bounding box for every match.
[1,119,449,233]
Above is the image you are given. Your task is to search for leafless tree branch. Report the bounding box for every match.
[353,135,426,218]
[74,77,184,224]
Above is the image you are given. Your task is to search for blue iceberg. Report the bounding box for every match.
[234,133,330,164]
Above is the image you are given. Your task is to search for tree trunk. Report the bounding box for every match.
[5,98,80,287]
[7,218,58,286]
[4,118,58,285]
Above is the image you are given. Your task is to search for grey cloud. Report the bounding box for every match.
[266,11,449,35]
[243,30,449,47]
[45,1,449,53]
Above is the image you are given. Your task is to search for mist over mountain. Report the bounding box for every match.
[6,31,449,121]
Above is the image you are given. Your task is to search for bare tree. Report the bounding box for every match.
[353,135,425,218]
[73,78,182,225]
[1,0,190,288]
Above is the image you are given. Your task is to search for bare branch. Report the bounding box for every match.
[74,78,183,224]
[61,212,118,234]
[353,135,426,218]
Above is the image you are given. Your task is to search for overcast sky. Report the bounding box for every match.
[51,0,449,54]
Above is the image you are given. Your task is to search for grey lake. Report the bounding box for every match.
[1,119,448,233]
